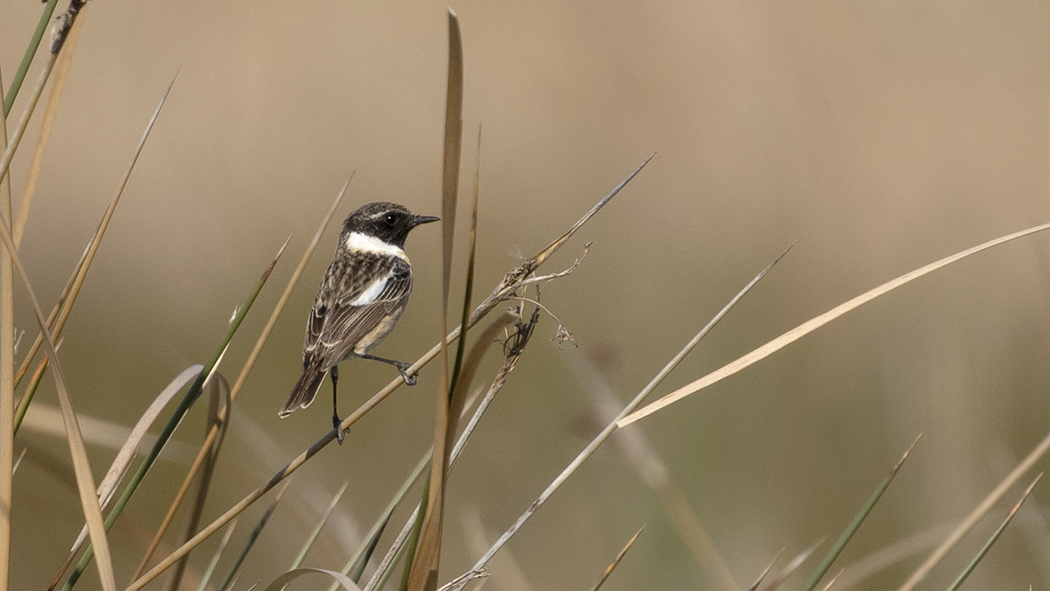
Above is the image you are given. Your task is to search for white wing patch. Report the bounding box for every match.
[345,231,407,258]
[350,271,392,307]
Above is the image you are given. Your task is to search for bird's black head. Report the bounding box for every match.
[341,202,439,249]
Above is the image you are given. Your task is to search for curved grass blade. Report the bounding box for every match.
[406,11,464,591]
[897,426,1050,591]
[945,474,1041,591]
[443,249,791,588]
[798,435,920,591]
[66,366,203,553]
[57,237,290,591]
[2,0,60,115]
[165,373,233,591]
[588,526,644,591]
[619,223,1050,427]
[214,481,290,591]
[262,568,362,591]
[133,174,352,581]
[128,162,648,591]
[288,481,348,571]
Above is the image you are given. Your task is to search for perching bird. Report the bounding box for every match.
[280,202,439,443]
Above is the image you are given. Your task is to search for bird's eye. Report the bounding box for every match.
[384,213,398,226]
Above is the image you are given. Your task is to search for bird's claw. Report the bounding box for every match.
[396,362,417,386]
[333,416,349,445]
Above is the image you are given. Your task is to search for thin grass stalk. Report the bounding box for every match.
[620,223,1050,427]
[128,163,649,591]
[13,71,170,416]
[367,313,540,591]
[12,238,89,388]
[12,11,81,246]
[944,474,1041,591]
[0,49,56,188]
[214,482,289,591]
[758,541,822,591]
[798,435,920,591]
[745,550,784,591]
[572,353,738,591]
[449,248,790,588]
[288,481,348,572]
[0,21,119,591]
[133,176,350,580]
[896,426,1050,591]
[2,0,59,116]
[164,375,232,591]
[0,63,14,591]
[13,334,60,433]
[194,520,239,591]
[58,238,289,591]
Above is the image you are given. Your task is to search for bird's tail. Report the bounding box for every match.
[279,363,327,418]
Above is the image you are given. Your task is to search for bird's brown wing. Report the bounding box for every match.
[303,255,413,371]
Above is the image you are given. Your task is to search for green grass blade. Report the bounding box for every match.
[215,482,289,591]
[799,435,920,591]
[2,0,60,116]
[944,474,1041,591]
[194,519,239,591]
[57,237,290,591]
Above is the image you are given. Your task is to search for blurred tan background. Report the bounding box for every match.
[4,1,1050,589]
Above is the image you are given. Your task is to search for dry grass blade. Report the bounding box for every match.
[0,1,85,185]
[759,539,822,591]
[444,249,789,588]
[473,152,654,323]
[588,526,644,591]
[261,568,363,591]
[618,222,1050,427]
[572,353,738,591]
[214,481,290,591]
[12,0,84,246]
[66,365,202,554]
[408,11,464,591]
[165,374,233,591]
[13,72,175,412]
[362,314,519,591]
[0,41,114,591]
[896,427,1050,591]
[288,481,349,571]
[194,519,238,591]
[945,473,1041,591]
[134,174,352,579]
[819,569,844,591]
[746,549,785,591]
[130,162,646,591]
[0,62,14,591]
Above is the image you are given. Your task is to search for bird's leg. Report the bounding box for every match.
[331,366,347,444]
[360,353,417,386]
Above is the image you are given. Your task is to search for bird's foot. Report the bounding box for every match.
[333,415,350,445]
[396,362,417,386]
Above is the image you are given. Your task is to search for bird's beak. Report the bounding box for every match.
[412,215,441,227]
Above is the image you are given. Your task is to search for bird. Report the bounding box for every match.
[280,201,439,443]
